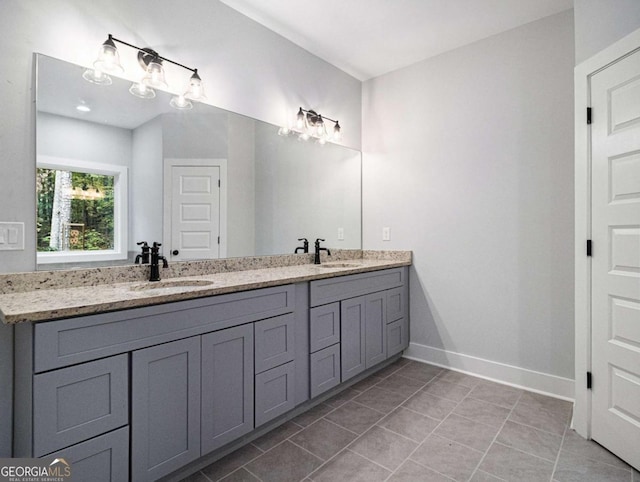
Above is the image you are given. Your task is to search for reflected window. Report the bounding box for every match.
[36,157,127,264]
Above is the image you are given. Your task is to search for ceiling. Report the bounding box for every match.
[220,0,573,80]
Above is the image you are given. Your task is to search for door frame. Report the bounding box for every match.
[163,158,228,259]
[574,27,640,439]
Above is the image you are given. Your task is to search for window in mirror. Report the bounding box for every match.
[36,156,128,264]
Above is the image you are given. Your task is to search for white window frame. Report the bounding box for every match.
[36,155,128,264]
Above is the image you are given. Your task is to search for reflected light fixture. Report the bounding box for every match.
[278,107,342,144]
[83,34,206,110]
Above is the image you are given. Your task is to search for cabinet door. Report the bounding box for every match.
[201,324,254,454]
[387,318,409,358]
[310,344,341,398]
[255,361,295,427]
[386,287,407,324]
[365,292,387,368]
[340,296,366,382]
[310,303,340,353]
[132,337,201,482]
[255,313,295,373]
[47,427,129,482]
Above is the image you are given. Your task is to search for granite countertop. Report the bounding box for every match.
[0,252,411,324]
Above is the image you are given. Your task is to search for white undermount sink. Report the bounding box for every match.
[129,279,214,291]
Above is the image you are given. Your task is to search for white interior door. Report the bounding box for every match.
[170,164,221,261]
[590,47,640,470]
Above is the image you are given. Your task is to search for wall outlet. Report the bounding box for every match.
[0,222,25,250]
[382,227,390,241]
[337,228,344,240]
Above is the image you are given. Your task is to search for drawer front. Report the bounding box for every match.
[387,318,409,358]
[309,303,340,353]
[255,361,295,427]
[310,344,341,398]
[310,268,405,307]
[33,354,128,457]
[47,427,129,482]
[386,287,406,323]
[255,314,295,373]
[34,284,295,372]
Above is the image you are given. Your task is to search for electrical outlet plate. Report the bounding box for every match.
[337,228,344,240]
[0,222,25,250]
[382,227,390,241]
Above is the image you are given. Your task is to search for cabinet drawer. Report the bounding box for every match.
[386,287,406,323]
[33,354,128,457]
[387,318,409,358]
[310,268,405,307]
[255,361,295,427]
[255,314,295,373]
[310,303,340,353]
[47,427,129,482]
[310,344,341,398]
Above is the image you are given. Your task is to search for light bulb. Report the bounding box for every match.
[299,132,310,141]
[93,35,124,74]
[142,59,168,89]
[316,116,326,137]
[296,108,305,130]
[82,68,112,85]
[278,126,291,136]
[129,81,156,99]
[332,121,342,141]
[185,70,206,101]
[170,94,193,110]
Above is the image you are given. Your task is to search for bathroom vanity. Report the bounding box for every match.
[1,253,410,482]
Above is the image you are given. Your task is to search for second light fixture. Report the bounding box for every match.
[279,107,342,144]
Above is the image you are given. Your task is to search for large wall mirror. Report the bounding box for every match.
[35,54,361,269]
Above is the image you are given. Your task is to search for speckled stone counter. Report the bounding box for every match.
[0,250,411,324]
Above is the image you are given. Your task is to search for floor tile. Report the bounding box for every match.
[325,400,384,434]
[554,449,632,482]
[403,391,458,420]
[479,442,554,482]
[200,444,262,481]
[378,406,440,442]
[410,434,484,481]
[437,369,481,389]
[325,387,360,408]
[396,361,443,382]
[434,413,500,452]
[496,420,562,462]
[293,403,335,427]
[509,398,570,436]
[389,460,454,481]
[561,428,631,469]
[310,449,391,482]
[374,361,407,379]
[353,386,408,413]
[245,440,323,482]
[181,471,211,482]
[251,421,302,451]
[350,375,383,392]
[218,468,260,482]
[469,470,505,481]
[467,380,522,409]
[453,397,511,428]
[375,373,427,398]
[422,378,472,402]
[290,419,357,460]
[348,425,418,471]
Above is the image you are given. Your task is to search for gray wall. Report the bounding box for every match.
[362,11,575,379]
[574,0,640,64]
[0,0,360,457]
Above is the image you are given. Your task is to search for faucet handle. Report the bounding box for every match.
[137,241,149,247]
[152,242,162,248]
[298,238,308,242]
[315,238,325,242]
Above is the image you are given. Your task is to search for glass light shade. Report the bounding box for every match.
[82,68,112,85]
[317,136,327,145]
[170,94,193,110]
[278,126,290,136]
[299,132,310,141]
[185,71,206,100]
[142,60,168,89]
[93,38,124,74]
[129,82,156,99]
[332,122,342,141]
[315,117,326,137]
[296,108,305,130]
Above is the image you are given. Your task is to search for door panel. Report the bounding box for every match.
[340,296,366,382]
[590,47,640,470]
[365,292,387,368]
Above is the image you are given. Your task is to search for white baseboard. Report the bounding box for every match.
[405,342,575,401]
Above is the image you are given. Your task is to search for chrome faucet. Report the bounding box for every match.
[295,238,309,253]
[149,242,168,281]
[314,238,331,264]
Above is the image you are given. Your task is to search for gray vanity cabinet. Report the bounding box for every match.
[255,361,296,427]
[131,337,201,482]
[201,324,254,454]
[340,296,367,381]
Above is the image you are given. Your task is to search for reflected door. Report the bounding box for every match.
[590,47,640,470]
[169,163,221,261]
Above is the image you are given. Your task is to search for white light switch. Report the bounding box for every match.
[337,228,344,241]
[382,227,390,241]
[0,222,25,250]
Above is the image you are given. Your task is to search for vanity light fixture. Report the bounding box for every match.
[83,34,206,110]
[279,107,342,143]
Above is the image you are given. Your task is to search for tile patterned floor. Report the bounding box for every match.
[182,359,639,482]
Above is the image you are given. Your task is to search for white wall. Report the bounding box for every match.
[363,11,575,383]
[574,0,640,64]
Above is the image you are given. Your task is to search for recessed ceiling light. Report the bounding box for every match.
[76,104,91,113]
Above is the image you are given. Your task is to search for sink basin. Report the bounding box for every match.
[130,279,214,291]
[317,262,362,269]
